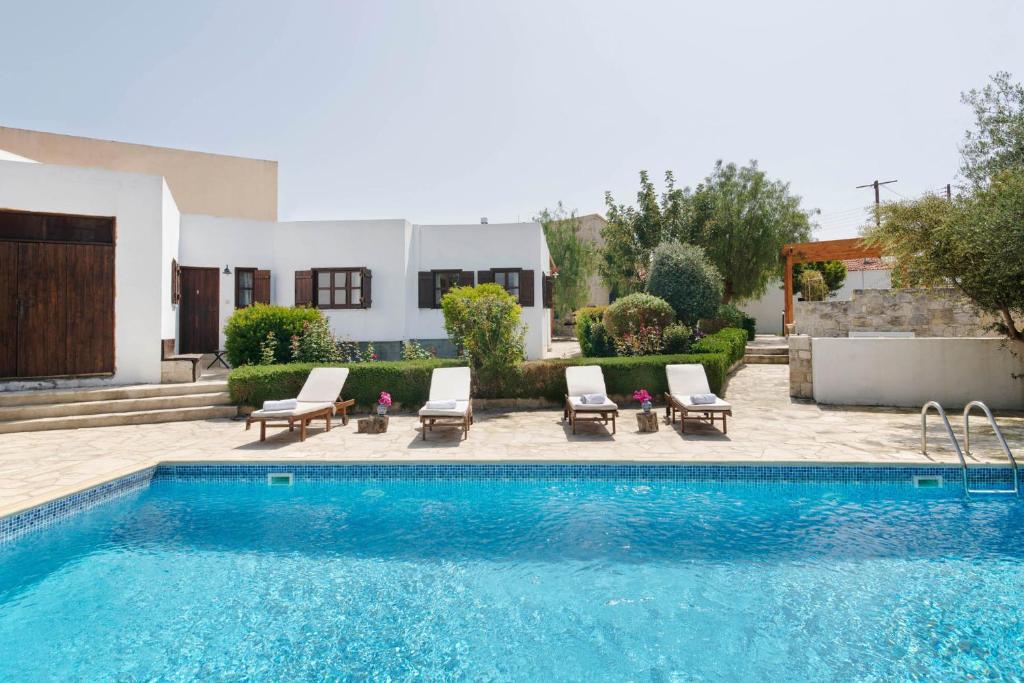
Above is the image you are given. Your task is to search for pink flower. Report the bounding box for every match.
[632,389,651,403]
[378,391,392,407]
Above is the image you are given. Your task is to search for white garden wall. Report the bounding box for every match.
[811,337,1024,409]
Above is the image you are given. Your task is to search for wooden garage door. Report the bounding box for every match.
[179,267,220,354]
[0,210,115,379]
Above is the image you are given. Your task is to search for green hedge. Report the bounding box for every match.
[691,328,747,366]
[224,304,323,367]
[229,359,466,408]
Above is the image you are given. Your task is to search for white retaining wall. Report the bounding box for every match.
[811,337,1024,409]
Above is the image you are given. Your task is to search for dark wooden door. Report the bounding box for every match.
[17,242,70,378]
[0,243,17,377]
[65,244,115,375]
[180,267,220,353]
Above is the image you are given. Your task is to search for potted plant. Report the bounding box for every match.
[377,391,392,416]
[633,389,652,413]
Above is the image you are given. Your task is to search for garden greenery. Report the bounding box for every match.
[602,293,676,340]
[224,304,323,366]
[441,283,526,388]
[647,242,723,326]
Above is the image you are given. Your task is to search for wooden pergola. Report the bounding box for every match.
[782,237,883,331]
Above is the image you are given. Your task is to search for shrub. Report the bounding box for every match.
[290,317,342,363]
[799,270,829,302]
[691,327,748,366]
[229,359,466,409]
[613,325,664,357]
[602,293,675,339]
[575,306,616,357]
[441,283,525,389]
[647,242,724,326]
[224,304,323,367]
[661,323,693,354]
[401,340,436,360]
[699,304,757,340]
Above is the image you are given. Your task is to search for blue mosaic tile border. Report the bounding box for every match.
[0,466,155,544]
[2,462,1016,544]
[154,462,1019,488]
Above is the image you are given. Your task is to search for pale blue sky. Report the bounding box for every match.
[1,1,1021,237]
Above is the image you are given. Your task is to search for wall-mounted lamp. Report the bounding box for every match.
[222,265,232,275]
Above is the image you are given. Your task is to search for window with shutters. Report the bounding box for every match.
[235,268,255,308]
[171,258,181,305]
[314,268,368,309]
[491,269,521,302]
[433,270,462,307]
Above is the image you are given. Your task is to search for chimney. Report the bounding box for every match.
[480,217,488,224]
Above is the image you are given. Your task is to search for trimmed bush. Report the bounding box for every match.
[647,242,723,326]
[503,352,729,402]
[661,323,693,354]
[441,283,525,390]
[575,306,616,357]
[229,359,466,408]
[699,303,757,341]
[224,304,323,367]
[602,293,675,339]
[691,327,748,366]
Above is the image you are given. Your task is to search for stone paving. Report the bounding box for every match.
[0,365,1021,518]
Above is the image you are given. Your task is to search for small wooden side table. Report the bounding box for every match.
[636,411,659,432]
[357,415,389,434]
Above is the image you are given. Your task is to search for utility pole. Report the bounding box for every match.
[945,183,952,200]
[856,179,898,225]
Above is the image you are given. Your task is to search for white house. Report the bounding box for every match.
[0,128,552,389]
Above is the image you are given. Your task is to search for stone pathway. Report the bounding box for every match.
[0,365,1020,517]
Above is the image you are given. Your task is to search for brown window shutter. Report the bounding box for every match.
[519,269,535,306]
[254,270,271,304]
[360,268,372,308]
[477,269,494,284]
[295,270,312,307]
[418,271,433,308]
[543,274,554,309]
[459,271,475,287]
[171,258,181,305]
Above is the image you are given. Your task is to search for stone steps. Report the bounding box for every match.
[744,334,789,365]
[0,381,237,433]
[743,353,790,364]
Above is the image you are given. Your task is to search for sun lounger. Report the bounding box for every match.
[664,364,732,434]
[563,365,618,435]
[418,367,473,440]
[245,367,352,442]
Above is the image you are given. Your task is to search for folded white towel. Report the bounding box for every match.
[262,398,299,411]
[426,399,458,410]
[690,393,717,405]
[581,393,608,404]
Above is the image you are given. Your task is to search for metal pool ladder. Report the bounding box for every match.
[921,400,1019,497]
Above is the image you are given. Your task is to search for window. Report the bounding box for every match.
[235,268,255,308]
[315,268,364,309]
[492,269,521,301]
[433,270,462,306]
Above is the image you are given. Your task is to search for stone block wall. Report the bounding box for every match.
[788,334,813,399]
[795,289,997,338]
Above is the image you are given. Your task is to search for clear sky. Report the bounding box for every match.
[1,1,1021,237]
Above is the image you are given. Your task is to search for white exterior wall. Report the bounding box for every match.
[160,181,181,343]
[811,337,1024,409]
[0,160,167,386]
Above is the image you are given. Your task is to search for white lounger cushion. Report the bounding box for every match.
[250,401,336,418]
[419,400,471,417]
[566,366,618,411]
[568,396,618,412]
[296,367,350,403]
[666,364,731,411]
[428,367,472,401]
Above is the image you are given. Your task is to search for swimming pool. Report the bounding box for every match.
[0,464,1022,680]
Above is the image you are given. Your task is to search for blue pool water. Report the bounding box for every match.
[1,468,1023,680]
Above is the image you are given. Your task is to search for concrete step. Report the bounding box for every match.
[0,381,229,407]
[745,345,789,355]
[0,392,232,421]
[744,353,790,365]
[0,405,238,434]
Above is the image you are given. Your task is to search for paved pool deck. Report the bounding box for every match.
[0,365,1021,518]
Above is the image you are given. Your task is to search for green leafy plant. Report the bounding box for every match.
[441,283,526,389]
[647,242,724,326]
[792,260,847,297]
[691,328,748,365]
[602,292,676,340]
[289,317,342,363]
[613,325,664,357]
[402,340,436,360]
[224,304,323,366]
[258,331,278,365]
[536,203,598,319]
[699,304,757,340]
[661,323,693,354]
[798,270,829,302]
[575,306,616,357]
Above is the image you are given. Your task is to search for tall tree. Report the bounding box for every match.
[960,71,1024,188]
[682,161,815,303]
[599,171,687,295]
[535,203,597,320]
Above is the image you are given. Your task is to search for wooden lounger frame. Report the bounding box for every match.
[664,393,730,434]
[563,395,618,435]
[420,404,473,440]
[245,399,355,442]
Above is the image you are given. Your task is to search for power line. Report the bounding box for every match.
[855,179,898,226]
